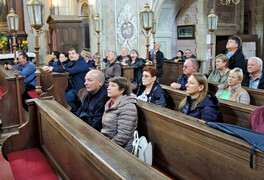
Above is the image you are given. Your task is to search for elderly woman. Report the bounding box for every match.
[179,73,221,122]
[80,50,96,69]
[216,68,250,104]
[101,77,138,153]
[136,66,166,107]
[208,54,230,83]
[127,49,144,86]
[171,50,186,62]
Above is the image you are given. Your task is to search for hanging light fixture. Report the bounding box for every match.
[220,0,240,5]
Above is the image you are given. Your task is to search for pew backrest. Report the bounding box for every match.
[136,100,264,180]
[208,81,264,106]
[2,98,168,180]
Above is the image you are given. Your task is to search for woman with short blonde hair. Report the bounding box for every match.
[216,67,250,104]
[208,54,230,83]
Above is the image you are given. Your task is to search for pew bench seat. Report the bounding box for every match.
[7,148,58,180]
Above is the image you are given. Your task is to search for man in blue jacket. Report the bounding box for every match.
[76,70,109,131]
[5,52,36,111]
[65,48,89,114]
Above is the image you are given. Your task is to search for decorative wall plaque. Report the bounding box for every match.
[117,4,137,51]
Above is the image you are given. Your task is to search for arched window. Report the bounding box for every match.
[81,3,89,17]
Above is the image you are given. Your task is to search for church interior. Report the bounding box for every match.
[0,0,264,179]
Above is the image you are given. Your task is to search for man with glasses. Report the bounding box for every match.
[170,58,199,90]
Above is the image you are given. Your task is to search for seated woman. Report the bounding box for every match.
[171,50,186,62]
[179,73,221,122]
[42,51,64,72]
[208,54,230,83]
[59,52,71,71]
[136,66,166,107]
[101,77,138,153]
[80,50,96,69]
[216,68,250,104]
[127,49,144,86]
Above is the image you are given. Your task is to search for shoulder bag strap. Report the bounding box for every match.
[230,87,243,101]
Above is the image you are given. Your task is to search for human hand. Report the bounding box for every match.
[42,65,49,71]
[170,82,181,89]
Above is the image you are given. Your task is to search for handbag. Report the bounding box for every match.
[132,130,153,166]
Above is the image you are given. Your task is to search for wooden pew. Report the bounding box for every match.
[161,84,258,128]
[40,70,70,110]
[136,100,264,180]
[0,66,26,138]
[160,61,183,85]
[208,81,264,106]
[2,98,168,180]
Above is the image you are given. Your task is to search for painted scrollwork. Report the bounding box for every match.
[117,4,137,51]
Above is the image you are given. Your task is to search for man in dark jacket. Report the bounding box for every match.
[76,70,109,131]
[65,48,89,114]
[149,43,164,76]
[224,36,246,74]
[242,57,264,89]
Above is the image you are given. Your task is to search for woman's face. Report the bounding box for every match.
[130,51,138,59]
[228,72,241,87]
[107,82,124,100]
[177,52,182,58]
[215,58,226,69]
[142,71,156,87]
[59,54,67,62]
[186,75,204,98]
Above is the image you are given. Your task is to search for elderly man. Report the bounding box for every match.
[242,57,264,89]
[224,35,246,74]
[116,47,129,66]
[65,48,89,114]
[76,70,109,131]
[184,49,197,59]
[170,58,199,90]
[104,51,121,83]
[149,42,164,76]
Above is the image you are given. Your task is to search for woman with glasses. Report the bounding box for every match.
[179,73,221,122]
[208,54,230,83]
[136,66,166,107]
[215,68,250,104]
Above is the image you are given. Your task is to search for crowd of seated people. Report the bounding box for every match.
[3,34,263,154]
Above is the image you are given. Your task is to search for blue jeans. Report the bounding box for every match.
[65,89,79,114]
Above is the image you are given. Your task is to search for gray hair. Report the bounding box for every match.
[109,50,117,58]
[230,67,243,81]
[186,58,199,72]
[248,57,263,71]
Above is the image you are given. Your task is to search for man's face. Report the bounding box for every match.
[18,55,27,66]
[183,60,195,76]
[107,52,116,63]
[226,39,238,50]
[69,50,79,61]
[120,48,128,57]
[185,50,192,58]
[247,59,261,74]
[154,43,160,50]
[84,71,102,93]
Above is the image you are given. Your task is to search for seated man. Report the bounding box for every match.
[242,57,264,89]
[104,51,121,83]
[116,47,129,66]
[76,70,109,131]
[65,48,89,114]
[184,49,197,60]
[5,52,36,111]
[170,58,199,90]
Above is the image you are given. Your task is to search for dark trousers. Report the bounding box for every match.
[22,84,35,111]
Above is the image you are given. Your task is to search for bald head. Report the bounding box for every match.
[84,70,105,93]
